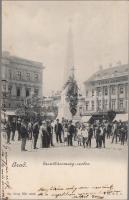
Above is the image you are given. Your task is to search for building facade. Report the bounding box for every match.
[1,51,44,110]
[84,64,128,114]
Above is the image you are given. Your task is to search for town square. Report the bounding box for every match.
[1,1,128,200]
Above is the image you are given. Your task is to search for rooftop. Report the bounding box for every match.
[2,51,44,69]
[84,64,128,84]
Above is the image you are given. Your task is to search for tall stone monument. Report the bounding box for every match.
[57,24,76,120]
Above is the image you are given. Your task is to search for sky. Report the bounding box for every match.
[2,1,128,96]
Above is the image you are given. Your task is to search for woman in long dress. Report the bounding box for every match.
[40,121,49,148]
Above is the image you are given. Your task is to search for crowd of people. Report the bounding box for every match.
[2,117,128,151]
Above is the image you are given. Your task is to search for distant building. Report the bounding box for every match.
[41,91,86,121]
[42,97,54,108]
[52,91,61,107]
[42,91,61,108]
[1,51,44,110]
[84,64,128,114]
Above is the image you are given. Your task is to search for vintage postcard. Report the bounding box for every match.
[1,1,128,200]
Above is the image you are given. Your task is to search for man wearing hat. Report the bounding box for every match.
[11,118,16,141]
[87,124,93,148]
[47,120,54,147]
[33,121,40,149]
[111,121,118,144]
[17,118,21,141]
[68,120,75,146]
[95,125,101,148]
[54,119,63,143]
[20,120,28,151]
[6,121,11,144]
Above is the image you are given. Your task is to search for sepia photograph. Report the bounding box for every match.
[1,1,128,200]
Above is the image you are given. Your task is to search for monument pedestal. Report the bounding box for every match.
[57,87,72,121]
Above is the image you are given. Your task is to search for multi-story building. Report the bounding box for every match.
[1,51,44,111]
[84,64,128,115]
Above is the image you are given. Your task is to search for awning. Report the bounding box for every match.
[1,110,16,119]
[1,110,16,116]
[81,115,91,123]
[6,111,16,116]
[113,113,128,122]
[46,112,55,117]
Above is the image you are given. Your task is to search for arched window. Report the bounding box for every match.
[16,87,21,97]
[26,88,30,97]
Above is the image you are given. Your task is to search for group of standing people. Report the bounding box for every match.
[3,117,128,151]
[4,118,22,145]
[93,120,128,147]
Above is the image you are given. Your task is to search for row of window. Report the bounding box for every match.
[86,101,95,111]
[85,99,126,111]
[8,86,39,97]
[97,99,124,111]
[97,77,127,86]
[97,85,124,96]
[86,89,95,97]
[86,85,126,97]
[8,70,40,81]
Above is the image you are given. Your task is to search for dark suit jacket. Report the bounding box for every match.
[33,123,39,137]
[88,128,93,138]
[20,125,28,138]
[68,125,75,136]
[55,123,63,134]
[47,125,52,134]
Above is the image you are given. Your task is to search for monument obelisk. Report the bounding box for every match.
[57,23,75,120]
[64,24,74,84]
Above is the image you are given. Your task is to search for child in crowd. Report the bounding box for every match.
[77,126,83,146]
[64,126,68,146]
[81,125,88,148]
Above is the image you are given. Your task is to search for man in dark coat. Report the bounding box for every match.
[101,124,106,148]
[54,119,63,143]
[17,119,21,141]
[11,118,16,141]
[120,124,126,145]
[124,123,128,142]
[87,124,93,147]
[107,123,112,139]
[47,121,54,147]
[95,125,101,148]
[111,121,118,144]
[33,121,40,149]
[20,120,28,151]
[6,121,11,144]
[68,120,75,146]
